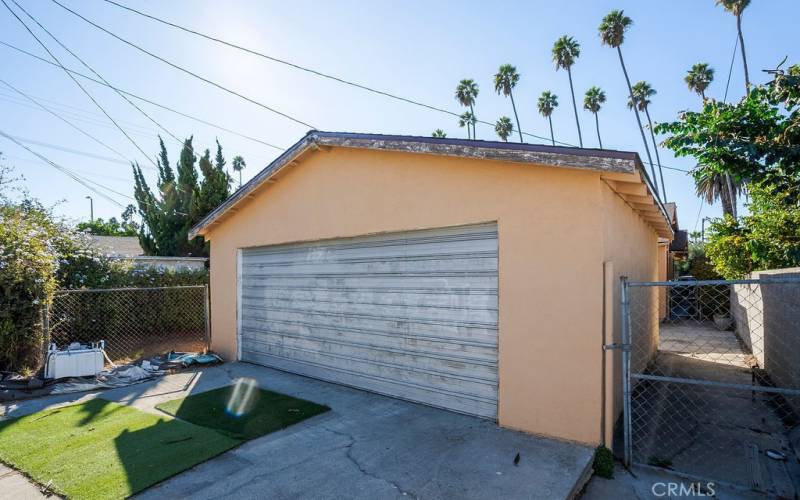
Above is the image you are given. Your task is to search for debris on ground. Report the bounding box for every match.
[0,351,222,401]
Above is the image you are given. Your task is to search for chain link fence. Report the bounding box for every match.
[46,286,209,363]
[624,277,800,495]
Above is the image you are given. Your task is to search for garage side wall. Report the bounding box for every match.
[205,148,606,444]
[600,183,660,445]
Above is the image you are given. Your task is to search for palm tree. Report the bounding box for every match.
[695,167,741,218]
[458,111,476,139]
[599,10,659,199]
[537,91,559,146]
[495,116,513,142]
[455,79,479,139]
[231,155,246,188]
[431,129,447,138]
[716,0,751,90]
[685,63,715,100]
[494,65,523,142]
[552,35,583,147]
[629,81,666,200]
[583,86,606,149]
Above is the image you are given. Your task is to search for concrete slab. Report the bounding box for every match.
[0,464,48,499]
[0,363,594,499]
[583,464,767,500]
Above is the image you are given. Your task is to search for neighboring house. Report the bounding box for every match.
[89,235,207,271]
[189,131,672,446]
[663,202,689,279]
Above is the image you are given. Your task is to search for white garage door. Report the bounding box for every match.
[238,223,498,418]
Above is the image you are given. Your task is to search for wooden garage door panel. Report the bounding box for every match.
[243,351,498,418]
[240,287,497,310]
[240,223,498,418]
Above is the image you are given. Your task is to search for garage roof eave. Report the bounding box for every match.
[189,131,666,239]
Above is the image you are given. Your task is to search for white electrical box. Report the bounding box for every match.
[44,342,106,379]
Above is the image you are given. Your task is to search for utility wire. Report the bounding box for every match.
[0,78,131,162]
[0,128,125,207]
[723,34,739,103]
[98,0,566,147]
[1,0,158,167]
[0,40,287,151]
[51,0,316,130]
[7,134,134,166]
[10,0,181,146]
[0,92,160,139]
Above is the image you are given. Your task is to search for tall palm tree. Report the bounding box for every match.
[716,0,751,90]
[231,155,246,188]
[494,65,523,142]
[629,81,666,200]
[495,116,513,142]
[552,35,583,147]
[458,111,476,139]
[685,63,715,100]
[695,167,741,218]
[537,91,559,146]
[583,86,606,149]
[599,10,659,199]
[431,129,447,138]
[455,79,479,139]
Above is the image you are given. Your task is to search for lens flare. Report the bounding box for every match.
[225,377,258,417]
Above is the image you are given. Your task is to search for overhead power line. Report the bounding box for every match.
[0,40,287,151]
[7,134,134,166]
[51,0,316,130]
[9,0,181,145]
[0,78,131,162]
[1,0,158,167]
[98,0,566,147]
[0,128,125,207]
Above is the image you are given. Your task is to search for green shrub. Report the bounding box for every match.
[0,205,58,372]
[592,445,614,479]
[0,200,209,372]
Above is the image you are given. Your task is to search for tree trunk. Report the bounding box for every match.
[737,13,750,90]
[617,47,659,199]
[719,180,734,218]
[701,89,706,101]
[567,67,583,147]
[644,107,667,201]
[469,103,477,139]
[509,91,523,143]
[725,173,738,218]
[548,115,555,146]
[238,170,242,188]
[594,112,603,149]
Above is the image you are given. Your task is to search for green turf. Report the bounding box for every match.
[0,399,240,499]
[155,385,330,440]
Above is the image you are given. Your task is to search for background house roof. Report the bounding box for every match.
[89,235,143,258]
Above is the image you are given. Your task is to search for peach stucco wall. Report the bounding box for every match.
[600,183,660,444]
[203,147,658,445]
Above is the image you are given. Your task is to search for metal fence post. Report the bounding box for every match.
[203,284,211,351]
[41,302,50,369]
[620,276,632,468]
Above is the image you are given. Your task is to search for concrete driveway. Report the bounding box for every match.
[2,363,593,499]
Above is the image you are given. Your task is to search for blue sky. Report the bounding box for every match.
[1,0,798,233]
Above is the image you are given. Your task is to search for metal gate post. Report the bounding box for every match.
[620,276,632,468]
[203,284,211,351]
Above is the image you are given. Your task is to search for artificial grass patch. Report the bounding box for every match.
[0,399,240,499]
[155,384,330,440]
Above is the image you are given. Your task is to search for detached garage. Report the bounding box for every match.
[190,131,672,446]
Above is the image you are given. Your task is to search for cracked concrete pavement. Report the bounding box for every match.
[2,362,594,499]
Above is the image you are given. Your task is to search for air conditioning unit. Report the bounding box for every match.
[44,341,106,379]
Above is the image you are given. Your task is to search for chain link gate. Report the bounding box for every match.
[46,285,210,364]
[622,276,800,495]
